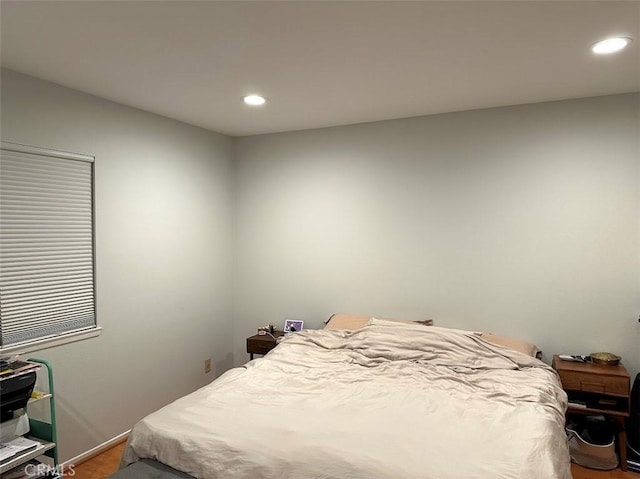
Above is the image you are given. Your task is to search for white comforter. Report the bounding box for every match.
[122,321,571,479]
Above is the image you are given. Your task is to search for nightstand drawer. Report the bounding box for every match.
[247,340,276,355]
[246,331,284,359]
[558,370,629,395]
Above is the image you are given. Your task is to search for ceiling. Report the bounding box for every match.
[1,1,638,137]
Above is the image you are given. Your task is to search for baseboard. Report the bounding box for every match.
[62,430,130,468]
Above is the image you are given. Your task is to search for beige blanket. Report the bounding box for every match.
[122,321,571,479]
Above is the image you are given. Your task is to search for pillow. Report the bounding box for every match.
[370,318,475,336]
[480,332,541,359]
[324,314,370,330]
[324,314,433,330]
[370,317,433,327]
[326,315,540,358]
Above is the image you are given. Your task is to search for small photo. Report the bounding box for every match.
[284,319,304,333]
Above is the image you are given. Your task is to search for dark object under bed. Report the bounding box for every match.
[109,459,195,479]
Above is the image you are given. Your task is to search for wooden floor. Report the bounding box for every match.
[571,464,640,479]
[73,441,639,479]
[72,442,126,479]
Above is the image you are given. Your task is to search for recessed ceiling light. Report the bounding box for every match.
[243,94,266,106]
[591,37,632,55]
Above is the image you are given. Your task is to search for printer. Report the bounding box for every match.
[0,369,37,442]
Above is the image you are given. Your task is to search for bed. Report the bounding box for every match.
[118,317,571,479]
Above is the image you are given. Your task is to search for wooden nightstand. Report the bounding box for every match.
[552,355,631,471]
[246,331,285,360]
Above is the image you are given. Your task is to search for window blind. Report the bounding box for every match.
[0,142,96,347]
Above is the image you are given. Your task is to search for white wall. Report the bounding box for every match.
[0,69,235,461]
[235,94,640,379]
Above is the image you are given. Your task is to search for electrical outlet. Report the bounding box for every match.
[204,358,211,374]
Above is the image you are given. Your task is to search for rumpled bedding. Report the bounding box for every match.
[121,321,571,479]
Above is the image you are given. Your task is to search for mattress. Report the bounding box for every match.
[121,320,571,478]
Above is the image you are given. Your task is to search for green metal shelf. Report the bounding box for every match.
[0,358,59,477]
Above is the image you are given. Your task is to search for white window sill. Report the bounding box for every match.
[0,327,102,355]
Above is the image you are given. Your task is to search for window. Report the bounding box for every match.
[0,142,97,351]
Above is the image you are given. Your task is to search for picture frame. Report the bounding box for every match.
[283,319,304,333]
